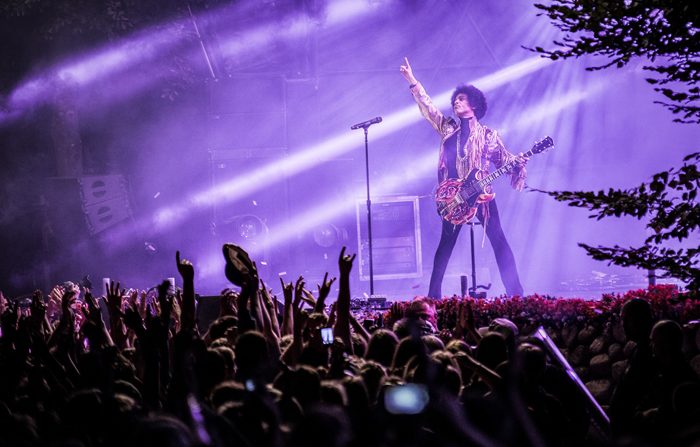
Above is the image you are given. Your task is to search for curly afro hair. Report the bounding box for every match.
[450,84,488,120]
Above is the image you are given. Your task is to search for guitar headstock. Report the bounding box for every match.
[532,136,554,154]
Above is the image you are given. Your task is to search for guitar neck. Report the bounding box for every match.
[476,148,536,190]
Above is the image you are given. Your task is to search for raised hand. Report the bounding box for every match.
[338,247,356,276]
[106,281,124,313]
[293,275,305,308]
[30,290,47,322]
[465,300,475,333]
[293,308,309,337]
[119,303,145,333]
[138,290,148,319]
[301,289,317,308]
[259,279,274,306]
[259,279,280,338]
[126,289,141,317]
[335,247,355,354]
[280,278,294,337]
[176,251,194,282]
[390,301,404,321]
[400,57,418,85]
[62,289,77,316]
[0,291,6,316]
[157,280,174,323]
[47,286,64,317]
[438,328,452,345]
[176,251,196,331]
[318,272,336,300]
[82,289,103,325]
[463,299,483,344]
[104,280,128,349]
[172,290,182,333]
[1,300,20,333]
[327,302,337,328]
[280,278,293,304]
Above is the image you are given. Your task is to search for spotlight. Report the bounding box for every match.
[223,215,268,241]
[312,223,347,247]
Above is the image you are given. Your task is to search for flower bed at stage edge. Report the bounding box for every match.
[384,284,700,406]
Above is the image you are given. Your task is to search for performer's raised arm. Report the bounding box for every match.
[399,56,418,86]
[400,57,447,135]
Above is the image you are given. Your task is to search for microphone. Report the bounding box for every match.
[351,116,382,130]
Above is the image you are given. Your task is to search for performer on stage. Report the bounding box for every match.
[400,57,528,298]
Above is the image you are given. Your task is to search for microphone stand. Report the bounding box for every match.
[352,117,381,296]
[466,222,491,298]
[363,126,375,296]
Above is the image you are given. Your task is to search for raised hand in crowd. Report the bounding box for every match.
[327,301,337,328]
[293,275,305,309]
[47,285,63,318]
[349,311,371,343]
[236,272,258,334]
[248,263,266,332]
[464,299,482,344]
[256,283,280,355]
[46,289,70,351]
[300,288,316,308]
[385,301,405,331]
[127,288,148,320]
[118,298,166,408]
[438,328,453,346]
[313,272,336,315]
[105,280,128,349]
[451,300,467,341]
[140,289,148,319]
[334,246,356,355]
[280,275,312,367]
[280,277,294,336]
[118,301,145,337]
[27,289,48,336]
[157,280,174,325]
[60,287,77,324]
[260,279,281,338]
[79,288,113,349]
[172,289,182,333]
[176,251,196,332]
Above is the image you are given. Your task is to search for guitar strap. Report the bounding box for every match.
[456,118,486,180]
[459,119,489,245]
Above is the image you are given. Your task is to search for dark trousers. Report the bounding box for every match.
[428,199,523,298]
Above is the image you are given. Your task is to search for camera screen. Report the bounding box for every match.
[321,327,333,344]
[384,384,429,415]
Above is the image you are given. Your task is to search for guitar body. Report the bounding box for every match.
[434,136,554,226]
[436,168,495,225]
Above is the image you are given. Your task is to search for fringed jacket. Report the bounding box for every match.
[409,82,526,191]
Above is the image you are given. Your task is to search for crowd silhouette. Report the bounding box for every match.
[0,245,698,447]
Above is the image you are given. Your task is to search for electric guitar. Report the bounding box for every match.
[436,136,554,225]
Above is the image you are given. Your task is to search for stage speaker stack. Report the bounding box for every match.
[43,175,133,286]
[356,196,422,281]
[45,175,133,238]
